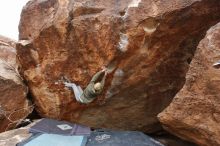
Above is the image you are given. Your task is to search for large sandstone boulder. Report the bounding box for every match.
[0,35,33,132]
[158,23,220,146]
[17,0,220,132]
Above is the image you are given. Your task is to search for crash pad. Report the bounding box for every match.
[86,129,164,146]
[17,133,87,146]
[29,118,90,135]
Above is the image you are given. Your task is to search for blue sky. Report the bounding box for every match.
[0,0,29,40]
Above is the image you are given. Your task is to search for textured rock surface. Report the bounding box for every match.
[0,35,32,132]
[0,122,34,146]
[158,23,220,146]
[17,0,220,132]
[154,133,197,146]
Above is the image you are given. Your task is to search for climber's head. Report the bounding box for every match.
[94,82,102,92]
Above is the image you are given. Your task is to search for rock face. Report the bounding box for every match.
[154,133,198,146]
[0,122,34,146]
[158,23,220,146]
[17,0,220,132]
[0,35,32,132]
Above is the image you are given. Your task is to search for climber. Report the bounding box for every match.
[64,67,108,104]
[213,60,220,69]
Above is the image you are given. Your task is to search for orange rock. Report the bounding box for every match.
[158,22,220,146]
[0,35,33,132]
[17,0,220,132]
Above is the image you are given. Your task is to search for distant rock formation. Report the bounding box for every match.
[17,0,220,132]
[158,22,220,146]
[0,35,33,132]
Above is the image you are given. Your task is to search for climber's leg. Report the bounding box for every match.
[77,85,83,94]
[64,82,83,102]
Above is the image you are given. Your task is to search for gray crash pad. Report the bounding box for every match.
[86,129,165,146]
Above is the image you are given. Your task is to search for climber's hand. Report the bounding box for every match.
[101,66,107,72]
[104,70,108,76]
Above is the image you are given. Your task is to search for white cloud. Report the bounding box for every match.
[0,0,29,40]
